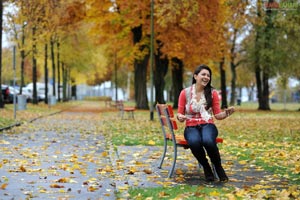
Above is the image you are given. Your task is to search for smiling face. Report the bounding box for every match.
[194,69,211,88]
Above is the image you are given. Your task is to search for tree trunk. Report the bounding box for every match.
[229,29,237,106]
[230,61,237,106]
[57,41,61,102]
[260,0,274,110]
[132,25,149,109]
[134,55,149,109]
[114,51,118,101]
[67,67,71,101]
[19,24,26,95]
[44,43,48,104]
[219,57,228,109]
[71,78,76,100]
[154,43,168,104]
[32,27,38,105]
[255,0,263,110]
[255,67,263,108]
[0,1,4,108]
[62,62,67,102]
[171,57,183,109]
[261,69,270,110]
[51,37,56,97]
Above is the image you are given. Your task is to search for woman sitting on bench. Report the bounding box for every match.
[177,64,235,183]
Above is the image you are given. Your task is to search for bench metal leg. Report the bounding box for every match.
[168,142,177,178]
[127,111,134,119]
[158,138,167,169]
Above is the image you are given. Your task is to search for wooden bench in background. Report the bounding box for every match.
[104,97,113,107]
[116,100,135,119]
[156,103,223,178]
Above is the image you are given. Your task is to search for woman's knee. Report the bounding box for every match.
[202,139,216,148]
[201,124,218,146]
[184,127,202,147]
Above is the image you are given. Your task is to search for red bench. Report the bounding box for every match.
[116,100,135,119]
[156,103,223,178]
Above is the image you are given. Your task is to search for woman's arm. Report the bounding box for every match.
[177,89,187,122]
[214,107,235,120]
[211,90,235,120]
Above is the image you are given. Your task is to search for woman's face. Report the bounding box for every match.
[194,69,210,87]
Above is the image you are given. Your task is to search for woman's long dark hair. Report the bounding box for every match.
[192,64,213,110]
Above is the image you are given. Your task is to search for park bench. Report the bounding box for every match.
[156,103,223,178]
[105,98,113,107]
[116,100,135,119]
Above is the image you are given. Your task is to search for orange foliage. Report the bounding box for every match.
[85,0,230,74]
[59,1,86,27]
[155,0,228,70]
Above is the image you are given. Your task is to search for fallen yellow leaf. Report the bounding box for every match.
[0,183,8,190]
[87,186,98,192]
[143,169,152,174]
[101,151,108,157]
[20,165,26,172]
[148,140,155,145]
[57,177,69,183]
[158,191,169,198]
[50,184,65,188]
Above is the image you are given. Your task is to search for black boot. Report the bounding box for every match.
[214,165,228,182]
[202,164,215,182]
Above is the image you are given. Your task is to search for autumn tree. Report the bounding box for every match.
[223,0,250,106]
[242,0,300,110]
[85,0,151,108]
[155,0,227,108]
[275,6,300,90]
[4,1,31,97]
[6,0,48,104]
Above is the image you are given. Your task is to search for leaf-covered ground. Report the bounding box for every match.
[0,101,299,199]
[100,103,300,199]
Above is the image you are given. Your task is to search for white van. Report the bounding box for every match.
[25,82,53,101]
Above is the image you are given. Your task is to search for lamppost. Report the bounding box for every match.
[150,0,154,121]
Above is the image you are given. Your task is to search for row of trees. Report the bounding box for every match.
[0,0,299,110]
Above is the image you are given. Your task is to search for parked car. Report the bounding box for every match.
[25,82,53,101]
[23,87,43,102]
[1,84,10,103]
[7,86,34,103]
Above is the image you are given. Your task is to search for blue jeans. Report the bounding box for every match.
[184,124,222,167]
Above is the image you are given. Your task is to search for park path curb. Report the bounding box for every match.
[0,111,62,132]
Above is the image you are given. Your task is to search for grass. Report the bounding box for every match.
[128,184,237,200]
[0,101,79,130]
[237,101,300,111]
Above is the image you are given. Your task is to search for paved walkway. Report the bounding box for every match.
[0,104,117,199]
[0,102,290,199]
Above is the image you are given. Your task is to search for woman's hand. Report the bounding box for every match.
[177,113,187,122]
[214,106,235,120]
[225,106,235,116]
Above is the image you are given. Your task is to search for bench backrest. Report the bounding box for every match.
[156,103,181,144]
[156,103,178,129]
[116,100,124,110]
